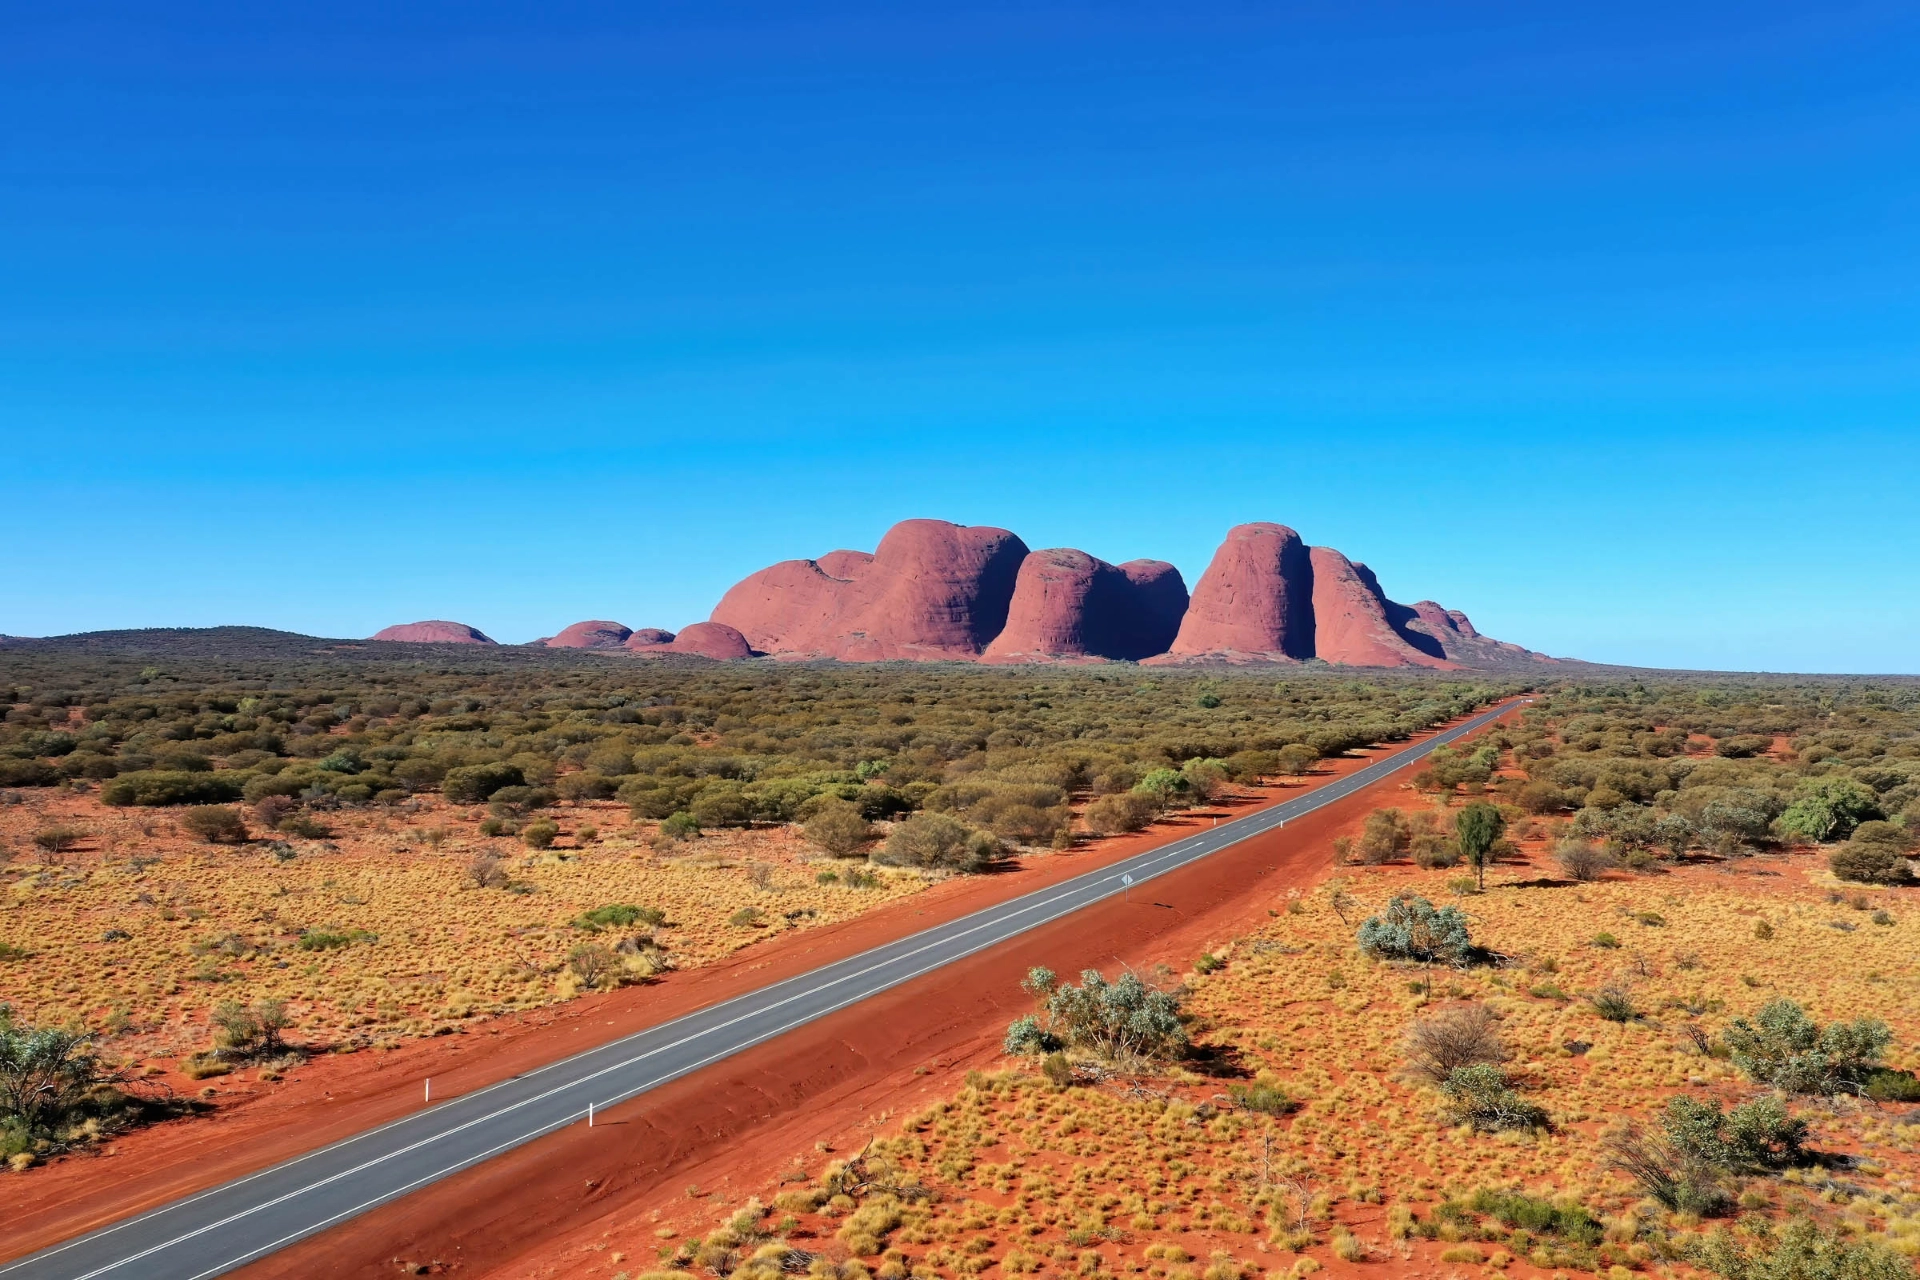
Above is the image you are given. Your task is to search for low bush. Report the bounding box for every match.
[875,812,1001,874]
[1357,894,1473,965]
[522,819,560,850]
[1007,966,1185,1066]
[1440,1064,1546,1132]
[181,805,249,844]
[1464,1189,1601,1244]
[101,770,245,807]
[1662,1094,1807,1173]
[1724,998,1892,1094]
[1083,792,1156,836]
[1555,838,1617,882]
[1693,1217,1912,1280]
[1404,1003,1504,1083]
[575,904,666,931]
[802,797,875,856]
[441,762,525,804]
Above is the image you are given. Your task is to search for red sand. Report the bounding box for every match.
[229,705,1523,1279]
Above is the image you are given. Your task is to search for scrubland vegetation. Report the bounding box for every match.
[624,677,1920,1280]
[0,647,1508,1165]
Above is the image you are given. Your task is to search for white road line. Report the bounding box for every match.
[15,701,1517,1279]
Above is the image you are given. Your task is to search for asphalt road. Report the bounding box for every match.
[4,700,1518,1280]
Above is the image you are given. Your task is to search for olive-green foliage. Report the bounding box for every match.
[1662,1094,1807,1173]
[101,770,245,806]
[1440,1064,1546,1131]
[1724,998,1892,1095]
[1357,807,1411,864]
[1014,967,1186,1064]
[0,651,1516,849]
[180,805,248,843]
[1829,820,1916,885]
[1693,1217,1914,1280]
[875,811,1000,873]
[574,903,666,931]
[0,1005,102,1136]
[442,762,525,803]
[801,797,875,856]
[1515,680,1920,860]
[1463,1188,1601,1244]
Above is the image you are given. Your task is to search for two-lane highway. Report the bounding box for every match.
[2,700,1518,1280]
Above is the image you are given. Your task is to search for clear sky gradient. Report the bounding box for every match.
[5,2,1918,672]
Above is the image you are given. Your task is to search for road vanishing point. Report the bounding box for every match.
[5,700,1520,1280]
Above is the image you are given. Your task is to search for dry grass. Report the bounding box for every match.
[0,792,928,1056]
[613,807,1920,1279]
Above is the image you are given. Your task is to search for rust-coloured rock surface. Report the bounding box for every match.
[982,550,1187,662]
[664,621,754,660]
[1117,560,1190,656]
[706,516,1550,668]
[1162,523,1314,662]
[369,621,496,645]
[540,620,633,650]
[815,550,874,580]
[712,520,1028,661]
[622,628,676,650]
[1308,548,1454,669]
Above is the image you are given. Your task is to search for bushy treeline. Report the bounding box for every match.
[0,654,1513,849]
[1490,679,1920,883]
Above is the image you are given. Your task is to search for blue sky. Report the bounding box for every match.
[4,2,1918,672]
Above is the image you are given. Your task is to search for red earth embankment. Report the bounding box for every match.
[230,705,1523,1279]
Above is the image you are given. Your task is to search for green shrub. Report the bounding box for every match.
[1464,1189,1601,1244]
[1692,1217,1912,1280]
[875,812,1002,873]
[1662,1094,1807,1172]
[1865,1069,1920,1103]
[1441,1064,1546,1131]
[1083,792,1156,836]
[441,762,525,804]
[0,760,58,787]
[574,904,666,931]
[1227,1082,1294,1115]
[659,811,701,840]
[101,770,245,807]
[1724,998,1891,1094]
[180,805,249,844]
[1356,894,1472,965]
[802,797,875,856]
[1830,840,1914,886]
[522,819,560,850]
[1587,986,1639,1022]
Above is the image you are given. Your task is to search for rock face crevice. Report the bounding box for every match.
[982,550,1189,663]
[712,519,1030,661]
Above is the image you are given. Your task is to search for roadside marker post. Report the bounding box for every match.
[424,1078,430,1103]
[589,1101,594,1127]
[1122,873,1133,903]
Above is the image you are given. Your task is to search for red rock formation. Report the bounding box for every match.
[1309,549,1454,669]
[540,620,633,650]
[712,520,1028,661]
[622,628,676,650]
[711,516,1550,668]
[982,551,1189,662]
[1162,523,1314,662]
[369,621,496,645]
[709,558,851,657]
[664,621,753,660]
[815,550,874,580]
[1117,560,1190,657]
